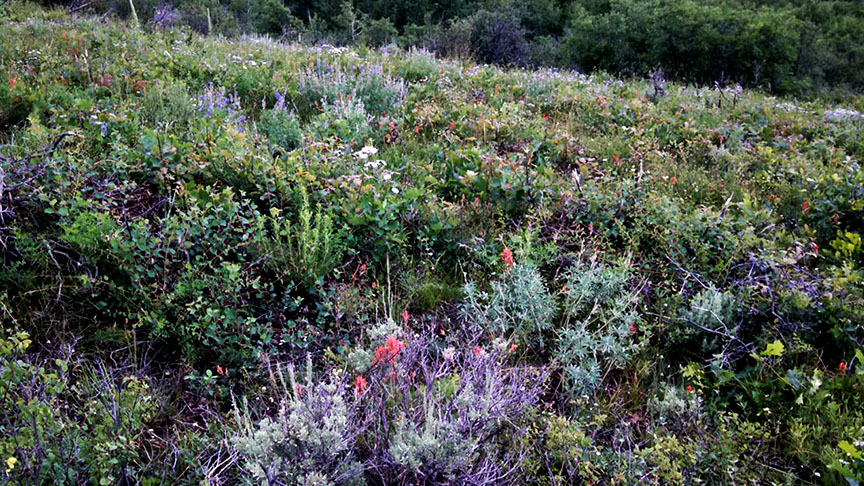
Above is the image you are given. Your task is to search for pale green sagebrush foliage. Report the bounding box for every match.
[347,318,402,371]
[233,362,365,485]
[461,262,556,349]
[556,257,644,397]
[308,96,374,145]
[674,285,739,353]
[390,408,476,477]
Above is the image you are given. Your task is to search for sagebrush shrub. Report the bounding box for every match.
[357,332,548,484]
[307,95,374,145]
[672,285,739,354]
[233,361,366,485]
[294,60,405,120]
[461,262,557,350]
[555,257,644,397]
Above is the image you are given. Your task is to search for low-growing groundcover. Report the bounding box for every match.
[1,2,864,484]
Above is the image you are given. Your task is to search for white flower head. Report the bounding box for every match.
[354,145,379,160]
[363,159,386,171]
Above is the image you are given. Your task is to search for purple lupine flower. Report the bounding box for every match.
[90,121,108,136]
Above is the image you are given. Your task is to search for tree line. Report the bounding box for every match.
[57,0,864,95]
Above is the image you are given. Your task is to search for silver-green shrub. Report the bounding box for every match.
[674,285,739,354]
[555,257,644,397]
[307,95,374,145]
[461,262,557,349]
[233,362,365,486]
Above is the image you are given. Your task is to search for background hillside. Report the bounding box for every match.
[1,1,864,484]
[30,0,864,97]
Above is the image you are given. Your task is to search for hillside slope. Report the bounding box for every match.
[1,3,864,484]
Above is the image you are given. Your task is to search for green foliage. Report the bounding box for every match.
[2,6,864,484]
[138,80,196,127]
[259,106,303,151]
[672,285,739,354]
[0,330,74,483]
[260,187,343,289]
[308,96,375,145]
[0,329,163,484]
[361,17,398,47]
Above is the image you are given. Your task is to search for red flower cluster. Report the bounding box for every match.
[401,309,410,324]
[839,362,848,375]
[354,375,368,395]
[802,200,810,214]
[501,247,514,270]
[374,336,405,365]
[216,365,229,377]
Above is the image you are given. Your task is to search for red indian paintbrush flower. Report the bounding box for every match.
[354,375,368,395]
[373,336,405,365]
[501,247,514,270]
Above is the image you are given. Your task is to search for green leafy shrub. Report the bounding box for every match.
[0,330,75,484]
[259,187,343,289]
[0,329,162,485]
[259,92,303,151]
[361,17,398,47]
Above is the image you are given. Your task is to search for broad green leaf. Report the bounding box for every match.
[839,441,862,460]
[762,340,785,357]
